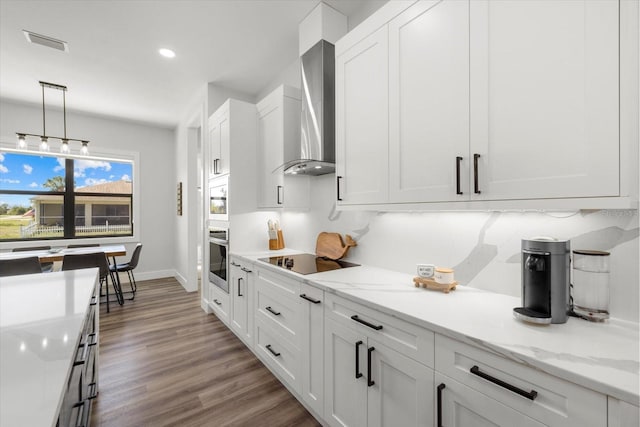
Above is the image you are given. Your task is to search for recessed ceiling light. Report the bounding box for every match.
[159,48,175,58]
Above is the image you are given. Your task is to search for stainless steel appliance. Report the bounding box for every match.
[258,253,359,275]
[208,227,228,293]
[513,238,570,324]
[280,40,336,176]
[209,175,228,221]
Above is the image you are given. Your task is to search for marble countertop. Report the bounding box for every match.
[233,250,640,406]
[0,269,99,427]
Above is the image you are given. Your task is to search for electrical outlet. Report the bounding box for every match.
[417,264,435,278]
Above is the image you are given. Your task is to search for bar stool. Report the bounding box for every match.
[12,246,54,273]
[62,252,122,312]
[0,256,43,277]
[109,243,142,300]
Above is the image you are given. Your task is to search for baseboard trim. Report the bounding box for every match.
[135,270,176,282]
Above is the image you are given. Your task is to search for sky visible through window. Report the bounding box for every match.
[0,152,132,208]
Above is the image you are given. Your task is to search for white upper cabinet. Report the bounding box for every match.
[469,0,619,201]
[209,104,230,177]
[389,0,469,203]
[256,85,309,210]
[335,0,634,209]
[336,25,390,205]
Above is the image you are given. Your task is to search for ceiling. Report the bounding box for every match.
[0,0,385,129]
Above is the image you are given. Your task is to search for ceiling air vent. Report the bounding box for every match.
[23,30,68,52]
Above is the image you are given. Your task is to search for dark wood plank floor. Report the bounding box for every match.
[91,277,320,427]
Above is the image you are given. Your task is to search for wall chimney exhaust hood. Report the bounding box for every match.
[282,39,335,176]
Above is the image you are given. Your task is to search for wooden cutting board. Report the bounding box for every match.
[316,232,357,260]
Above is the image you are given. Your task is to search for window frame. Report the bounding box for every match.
[0,144,139,249]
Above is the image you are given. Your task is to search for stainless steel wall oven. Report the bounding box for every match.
[208,227,228,293]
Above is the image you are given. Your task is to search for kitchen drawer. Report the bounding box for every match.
[209,283,230,325]
[256,268,300,300]
[324,293,434,367]
[255,317,302,394]
[435,334,607,427]
[255,280,301,349]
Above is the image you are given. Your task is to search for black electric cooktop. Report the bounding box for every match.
[258,253,359,275]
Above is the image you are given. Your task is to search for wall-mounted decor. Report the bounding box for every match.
[177,182,183,216]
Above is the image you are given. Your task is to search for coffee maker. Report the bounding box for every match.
[513,238,570,324]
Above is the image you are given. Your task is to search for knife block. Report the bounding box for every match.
[269,230,285,250]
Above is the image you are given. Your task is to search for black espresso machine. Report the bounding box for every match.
[513,237,570,324]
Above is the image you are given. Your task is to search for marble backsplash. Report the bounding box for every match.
[280,175,640,323]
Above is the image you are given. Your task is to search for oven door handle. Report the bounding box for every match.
[209,238,229,246]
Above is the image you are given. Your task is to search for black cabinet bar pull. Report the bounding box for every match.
[87,332,98,347]
[87,382,98,400]
[266,344,281,357]
[74,341,89,367]
[456,156,463,195]
[90,295,97,306]
[300,294,321,304]
[337,176,343,201]
[367,346,375,387]
[277,185,283,205]
[230,261,240,267]
[355,340,363,379]
[437,383,445,427]
[213,299,222,306]
[237,277,243,297]
[470,365,538,400]
[241,267,252,273]
[265,306,281,316]
[473,153,481,194]
[351,315,383,331]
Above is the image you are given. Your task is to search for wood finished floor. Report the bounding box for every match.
[91,277,320,427]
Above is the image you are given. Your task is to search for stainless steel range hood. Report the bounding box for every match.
[283,40,335,176]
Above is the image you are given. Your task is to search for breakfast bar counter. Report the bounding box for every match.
[0,269,99,427]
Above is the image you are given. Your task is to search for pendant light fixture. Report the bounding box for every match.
[16,81,89,155]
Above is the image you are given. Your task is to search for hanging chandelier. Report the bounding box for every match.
[16,81,89,155]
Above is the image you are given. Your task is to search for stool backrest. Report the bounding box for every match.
[62,252,109,280]
[0,256,43,277]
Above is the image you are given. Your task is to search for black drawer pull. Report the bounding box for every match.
[355,340,363,379]
[351,315,383,331]
[265,306,281,316]
[90,295,97,306]
[74,341,89,367]
[337,176,343,201]
[470,365,538,400]
[73,399,91,427]
[237,278,243,297]
[437,383,445,427]
[266,344,281,357]
[241,267,252,273]
[367,346,375,387]
[455,156,463,195]
[473,153,481,194]
[300,294,321,304]
[230,261,240,267]
[213,299,222,306]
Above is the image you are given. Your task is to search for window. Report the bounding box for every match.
[0,151,133,241]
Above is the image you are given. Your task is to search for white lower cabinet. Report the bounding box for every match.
[435,373,543,427]
[324,294,435,427]
[229,257,254,347]
[208,282,230,326]
[608,398,640,427]
[299,283,325,417]
[434,334,607,427]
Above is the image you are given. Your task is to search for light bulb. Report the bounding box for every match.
[80,141,89,155]
[60,139,70,154]
[39,137,49,152]
[16,134,27,149]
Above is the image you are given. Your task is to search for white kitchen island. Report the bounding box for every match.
[0,268,99,427]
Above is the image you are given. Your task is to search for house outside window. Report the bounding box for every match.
[0,151,134,241]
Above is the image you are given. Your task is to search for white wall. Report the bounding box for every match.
[0,99,176,279]
[281,175,640,323]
